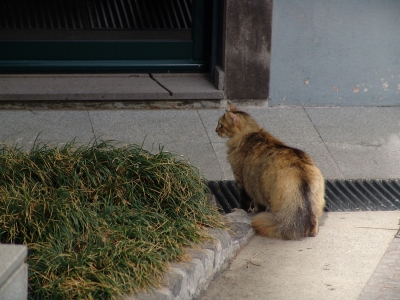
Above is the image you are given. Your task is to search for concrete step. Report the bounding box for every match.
[0,73,224,101]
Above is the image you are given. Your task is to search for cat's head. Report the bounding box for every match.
[216,102,257,138]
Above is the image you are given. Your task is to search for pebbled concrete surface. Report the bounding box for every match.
[1,104,400,299]
[2,104,400,181]
[198,212,400,300]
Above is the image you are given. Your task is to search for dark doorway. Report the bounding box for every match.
[0,0,211,72]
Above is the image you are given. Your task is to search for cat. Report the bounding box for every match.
[216,102,325,240]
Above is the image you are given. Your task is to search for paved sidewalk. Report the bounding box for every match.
[2,105,400,181]
[1,103,400,299]
[199,211,400,300]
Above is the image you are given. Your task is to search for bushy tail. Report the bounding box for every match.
[251,181,317,240]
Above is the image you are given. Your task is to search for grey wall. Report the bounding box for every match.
[269,0,400,106]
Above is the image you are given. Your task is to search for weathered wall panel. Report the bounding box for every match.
[269,0,400,106]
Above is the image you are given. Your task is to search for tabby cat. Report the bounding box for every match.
[216,102,325,240]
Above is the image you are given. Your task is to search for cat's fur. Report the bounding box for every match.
[216,102,325,240]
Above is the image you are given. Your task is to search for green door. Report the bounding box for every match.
[0,0,211,73]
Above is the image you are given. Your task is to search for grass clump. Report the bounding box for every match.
[0,141,224,299]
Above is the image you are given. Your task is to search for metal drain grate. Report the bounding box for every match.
[207,180,400,214]
[0,0,192,30]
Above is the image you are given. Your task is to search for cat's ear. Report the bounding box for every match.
[225,111,240,125]
[227,101,238,112]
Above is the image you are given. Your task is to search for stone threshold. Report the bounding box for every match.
[0,73,224,101]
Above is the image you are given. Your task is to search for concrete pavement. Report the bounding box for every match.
[1,102,400,299]
[199,212,400,300]
[2,104,400,181]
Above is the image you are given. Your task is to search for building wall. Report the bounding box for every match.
[269,0,400,106]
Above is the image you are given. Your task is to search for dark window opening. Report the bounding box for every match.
[0,0,193,40]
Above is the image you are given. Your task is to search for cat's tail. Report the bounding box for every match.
[252,180,319,240]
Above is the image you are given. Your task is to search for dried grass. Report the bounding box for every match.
[0,141,224,299]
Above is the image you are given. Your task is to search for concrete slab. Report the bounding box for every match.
[325,142,400,179]
[0,74,169,101]
[304,107,400,179]
[199,211,400,300]
[197,108,226,143]
[88,110,224,180]
[0,110,95,148]
[289,142,344,180]
[199,107,323,145]
[163,142,225,181]
[305,107,400,143]
[89,109,210,146]
[200,107,341,180]
[152,74,224,99]
[249,107,322,144]
[211,142,234,180]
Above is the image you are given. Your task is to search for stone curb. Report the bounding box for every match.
[125,209,254,300]
[357,229,400,300]
[0,244,28,300]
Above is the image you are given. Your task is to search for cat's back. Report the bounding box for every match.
[231,129,320,176]
[230,129,286,160]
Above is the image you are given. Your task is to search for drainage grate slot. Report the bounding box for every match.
[381,181,400,204]
[335,180,370,210]
[325,183,352,212]
[364,180,397,210]
[207,179,400,214]
[207,181,232,213]
[323,187,342,212]
[341,180,373,210]
[353,181,390,211]
[326,181,363,211]
[226,181,240,201]
[373,181,398,201]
